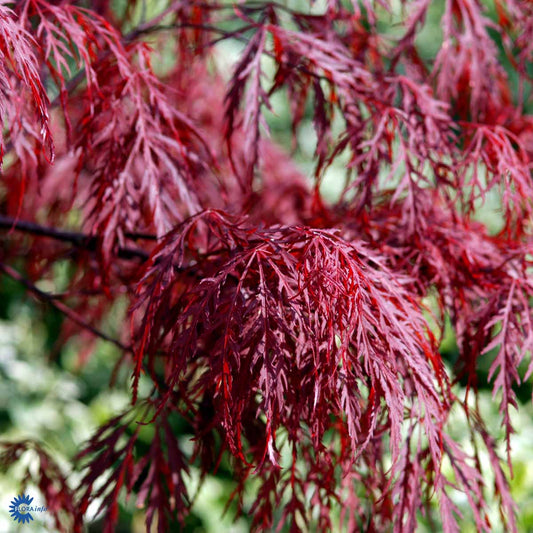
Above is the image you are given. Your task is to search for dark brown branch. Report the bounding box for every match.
[131,21,328,82]
[0,262,130,352]
[0,262,169,394]
[0,215,149,262]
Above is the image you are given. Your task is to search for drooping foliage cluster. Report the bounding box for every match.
[0,0,532,531]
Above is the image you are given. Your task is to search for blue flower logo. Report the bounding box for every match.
[9,494,34,524]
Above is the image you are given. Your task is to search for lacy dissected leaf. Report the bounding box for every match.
[75,43,212,265]
[24,0,126,125]
[263,22,458,217]
[224,23,271,191]
[76,405,190,533]
[482,279,533,462]
[0,1,52,166]
[458,124,533,233]
[433,0,509,121]
[0,440,77,532]
[130,209,453,527]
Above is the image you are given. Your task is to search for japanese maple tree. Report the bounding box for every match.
[0,0,532,531]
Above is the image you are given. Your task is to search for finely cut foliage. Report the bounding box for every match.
[0,1,532,531]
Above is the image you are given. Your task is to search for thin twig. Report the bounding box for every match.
[0,262,129,352]
[0,262,170,395]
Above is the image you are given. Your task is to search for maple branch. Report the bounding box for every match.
[0,262,169,395]
[0,262,129,353]
[0,215,205,284]
[0,215,149,262]
[133,20,329,82]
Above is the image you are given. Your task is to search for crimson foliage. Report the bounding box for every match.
[0,0,532,531]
